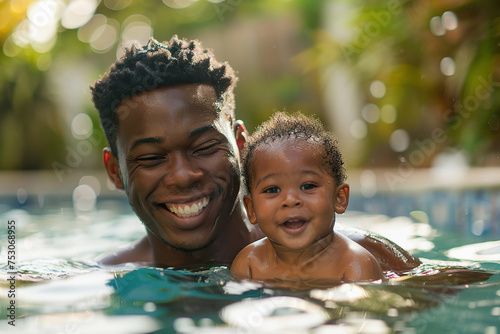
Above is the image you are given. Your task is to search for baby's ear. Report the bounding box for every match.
[334,184,349,214]
[243,195,258,225]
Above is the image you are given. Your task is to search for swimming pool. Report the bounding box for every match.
[1,192,499,334]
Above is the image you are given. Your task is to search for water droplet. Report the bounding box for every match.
[389,129,410,152]
[79,175,101,196]
[442,11,458,31]
[17,188,28,205]
[440,57,455,76]
[73,184,97,212]
[370,80,386,98]
[380,105,397,124]
[350,120,367,139]
[143,302,156,312]
[430,16,445,36]
[361,103,380,123]
[71,113,93,140]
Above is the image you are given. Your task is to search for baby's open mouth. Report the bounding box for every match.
[281,218,306,230]
[164,197,210,218]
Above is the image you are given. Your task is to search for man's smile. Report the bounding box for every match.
[164,196,210,218]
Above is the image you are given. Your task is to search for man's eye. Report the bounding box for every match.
[194,142,220,155]
[301,183,317,191]
[137,156,164,165]
[263,186,280,194]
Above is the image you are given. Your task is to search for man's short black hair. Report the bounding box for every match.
[91,35,237,155]
[242,112,346,191]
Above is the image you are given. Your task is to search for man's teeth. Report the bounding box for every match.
[166,197,209,218]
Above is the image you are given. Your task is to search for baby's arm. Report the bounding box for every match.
[230,245,253,280]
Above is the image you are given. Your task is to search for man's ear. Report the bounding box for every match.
[103,148,124,190]
[334,183,350,214]
[233,120,248,155]
[243,194,258,225]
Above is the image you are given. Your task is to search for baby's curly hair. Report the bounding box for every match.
[243,112,346,191]
[91,35,237,155]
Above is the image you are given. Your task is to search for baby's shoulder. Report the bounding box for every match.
[230,237,271,280]
[237,237,270,258]
[333,233,384,280]
[336,232,375,258]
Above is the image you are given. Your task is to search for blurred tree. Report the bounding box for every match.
[296,0,500,167]
[0,0,323,170]
[2,0,498,171]
[0,46,67,169]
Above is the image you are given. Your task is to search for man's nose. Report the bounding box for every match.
[162,152,203,188]
[282,189,303,208]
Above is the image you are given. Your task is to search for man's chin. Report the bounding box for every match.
[162,237,211,253]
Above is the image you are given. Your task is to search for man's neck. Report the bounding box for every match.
[148,201,262,268]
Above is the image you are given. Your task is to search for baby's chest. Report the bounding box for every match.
[250,261,344,281]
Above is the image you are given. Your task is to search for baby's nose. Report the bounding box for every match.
[282,189,303,207]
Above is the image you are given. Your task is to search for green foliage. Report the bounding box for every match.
[300,0,500,166]
[1,0,499,169]
[0,53,66,169]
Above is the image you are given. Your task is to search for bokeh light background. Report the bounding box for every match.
[2,7,500,334]
[0,0,499,215]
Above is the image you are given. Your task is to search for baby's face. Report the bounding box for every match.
[244,138,347,251]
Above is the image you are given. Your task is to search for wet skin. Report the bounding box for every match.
[230,139,384,282]
[101,84,261,267]
[98,83,420,271]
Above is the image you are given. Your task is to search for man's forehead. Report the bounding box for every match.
[192,84,218,104]
[114,84,230,140]
[126,84,216,106]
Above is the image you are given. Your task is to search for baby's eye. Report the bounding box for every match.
[301,183,317,191]
[263,186,280,194]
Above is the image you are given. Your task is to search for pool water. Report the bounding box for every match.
[1,198,500,334]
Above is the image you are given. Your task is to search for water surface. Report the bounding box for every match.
[1,201,499,333]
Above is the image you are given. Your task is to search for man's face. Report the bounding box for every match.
[113,84,241,251]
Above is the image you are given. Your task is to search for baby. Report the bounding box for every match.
[230,112,384,283]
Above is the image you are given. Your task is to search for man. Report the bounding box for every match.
[91,36,420,271]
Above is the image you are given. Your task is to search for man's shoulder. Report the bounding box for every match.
[335,222,421,271]
[334,232,375,261]
[96,237,153,266]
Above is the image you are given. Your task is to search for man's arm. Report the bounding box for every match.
[336,223,421,272]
